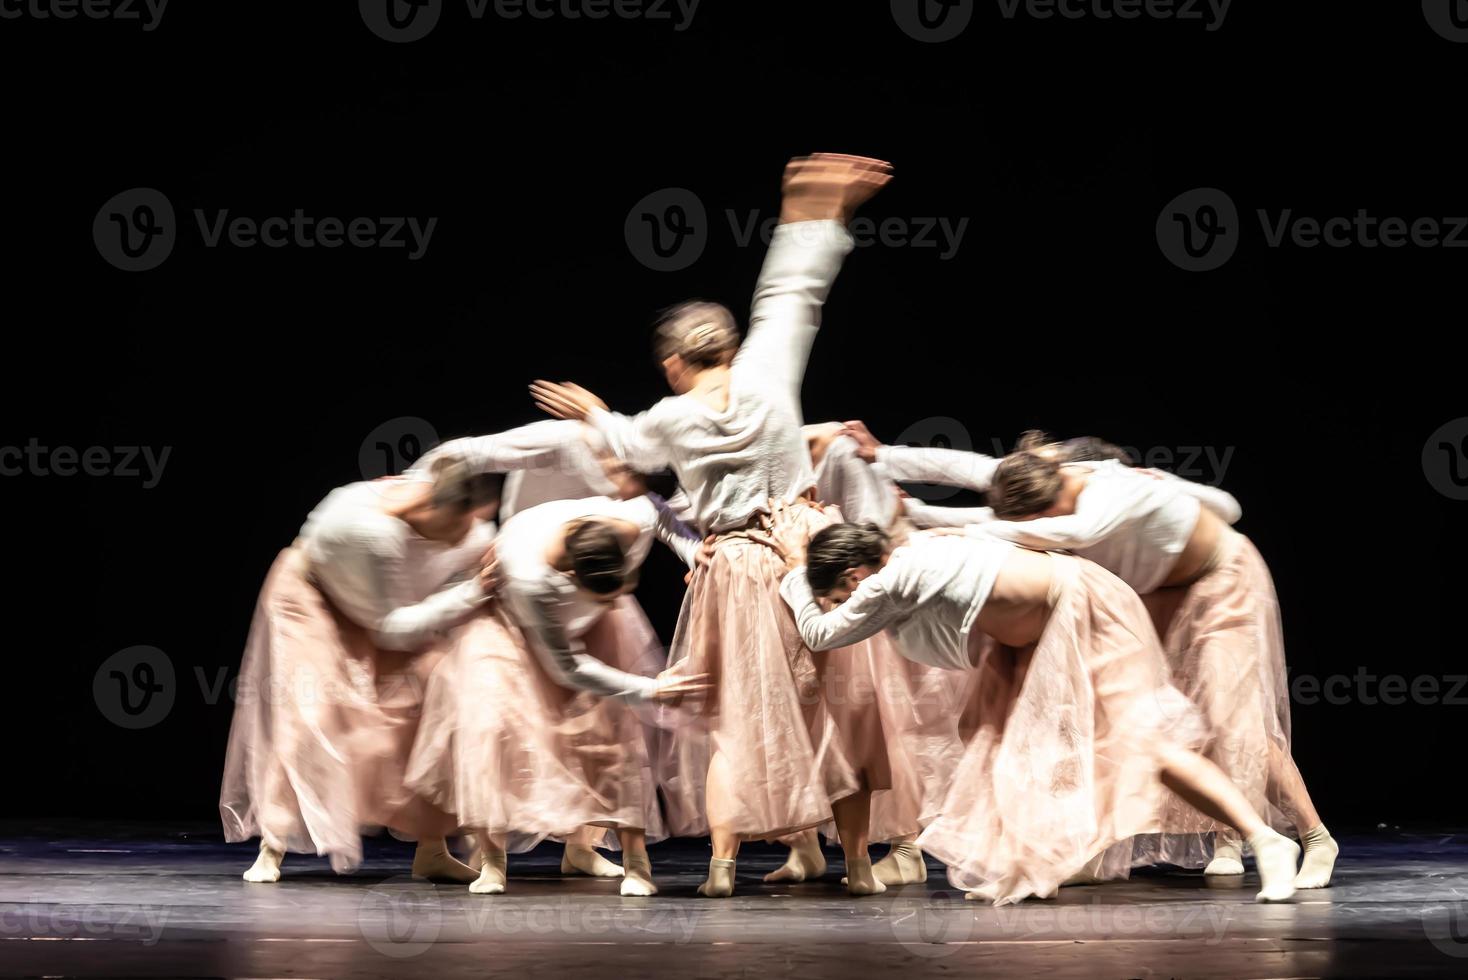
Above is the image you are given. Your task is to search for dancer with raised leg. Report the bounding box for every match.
[532,153,895,897]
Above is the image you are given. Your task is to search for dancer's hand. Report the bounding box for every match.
[762,508,810,570]
[477,543,502,596]
[530,381,608,422]
[650,670,712,706]
[683,535,718,584]
[839,419,884,463]
[779,153,893,226]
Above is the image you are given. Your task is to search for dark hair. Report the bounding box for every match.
[805,522,890,595]
[653,301,739,368]
[988,431,1065,519]
[429,456,504,513]
[1060,436,1135,466]
[566,520,627,595]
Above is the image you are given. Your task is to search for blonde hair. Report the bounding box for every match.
[653,301,739,368]
[988,431,1066,519]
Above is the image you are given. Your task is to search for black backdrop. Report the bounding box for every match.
[4,1,1465,827]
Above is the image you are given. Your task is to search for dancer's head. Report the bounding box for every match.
[1059,435,1135,466]
[805,522,891,603]
[421,455,504,538]
[565,519,633,600]
[987,431,1075,520]
[653,301,739,393]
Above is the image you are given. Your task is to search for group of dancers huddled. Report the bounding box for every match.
[220,154,1338,905]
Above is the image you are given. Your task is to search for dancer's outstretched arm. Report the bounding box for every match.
[364,542,493,650]
[411,419,582,477]
[901,498,996,529]
[1140,468,1243,523]
[777,563,912,652]
[530,381,676,475]
[842,421,1001,492]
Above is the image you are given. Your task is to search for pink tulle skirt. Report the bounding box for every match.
[1141,530,1299,860]
[219,549,457,873]
[405,595,666,851]
[918,554,1207,905]
[657,501,892,840]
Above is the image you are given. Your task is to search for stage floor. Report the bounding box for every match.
[2,824,1466,978]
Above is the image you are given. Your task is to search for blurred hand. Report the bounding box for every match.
[477,543,502,595]
[650,670,712,707]
[839,419,883,463]
[531,380,607,422]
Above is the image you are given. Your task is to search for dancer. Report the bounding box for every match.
[407,491,708,896]
[531,153,895,897]
[843,425,1336,888]
[774,518,1303,905]
[220,456,501,883]
[764,425,967,888]
[412,420,696,880]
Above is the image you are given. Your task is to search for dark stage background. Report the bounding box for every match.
[3,2,1464,829]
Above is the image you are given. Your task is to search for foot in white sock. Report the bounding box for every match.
[562,844,624,878]
[620,854,657,896]
[412,838,480,883]
[469,848,507,895]
[1294,824,1338,889]
[243,842,283,883]
[871,841,927,886]
[764,835,826,883]
[844,856,887,897]
[1248,829,1300,903]
[1204,836,1245,876]
[698,858,736,897]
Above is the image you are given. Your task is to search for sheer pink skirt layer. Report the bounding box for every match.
[657,501,892,840]
[918,555,1207,905]
[1140,530,1298,866]
[405,595,666,852]
[219,549,457,873]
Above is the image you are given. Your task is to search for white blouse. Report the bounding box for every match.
[495,496,680,704]
[970,460,1242,594]
[589,220,856,534]
[806,429,902,529]
[299,481,495,651]
[779,534,1016,672]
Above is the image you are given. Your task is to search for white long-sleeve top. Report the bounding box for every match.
[969,460,1242,595]
[496,496,684,703]
[807,430,902,528]
[589,220,855,534]
[779,534,1016,671]
[876,445,1001,492]
[410,419,618,520]
[300,481,495,651]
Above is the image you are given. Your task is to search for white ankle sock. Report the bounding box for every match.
[1248,828,1300,903]
[844,855,887,896]
[871,841,927,886]
[620,853,657,896]
[763,834,826,883]
[469,848,507,895]
[1294,824,1338,889]
[412,837,480,884]
[1204,836,1245,876]
[243,841,283,883]
[698,857,736,898]
[562,843,624,878]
